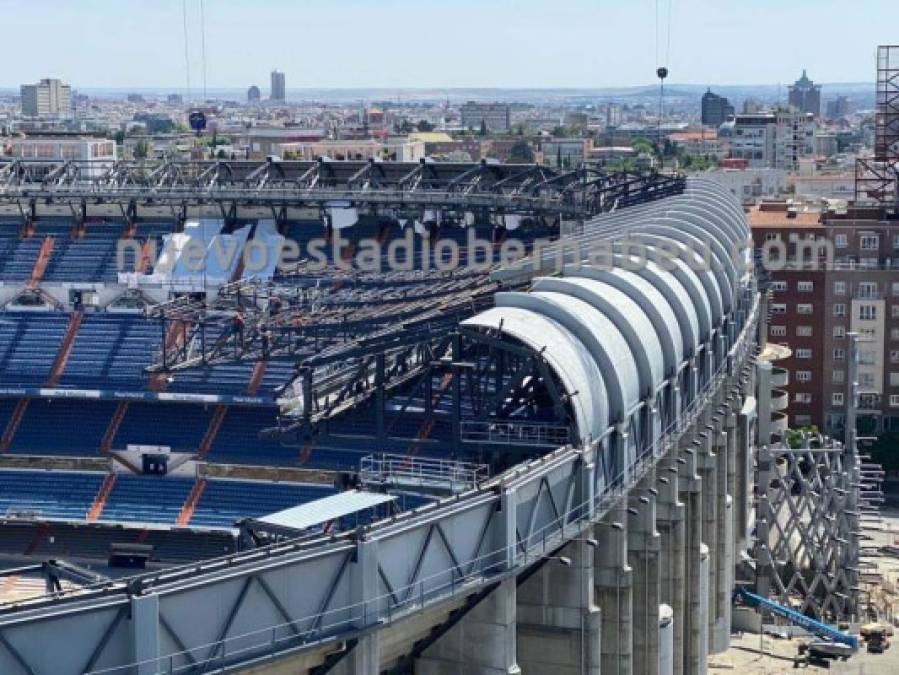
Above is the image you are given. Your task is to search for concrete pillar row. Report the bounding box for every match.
[517,538,601,675]
[595,505,633,675]
[628,469,662,675]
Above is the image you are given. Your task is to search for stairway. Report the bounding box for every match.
[86,473,117,522]
[408,372,454,453]
[0,398,30,453]
[198,406,228,458]
[25,522,51,556]
[176,478,207,526]
[136,239,155,274]
[100,401,130,453]
[26,236,55,290]
[149,321,188,391]
[45,311,84,388]
[247,361,267,396]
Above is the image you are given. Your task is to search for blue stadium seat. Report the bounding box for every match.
[100,474,194,525]
[0,469,104,521]
[190,479,335,528]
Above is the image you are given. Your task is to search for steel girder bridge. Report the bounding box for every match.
[0,158,685,225]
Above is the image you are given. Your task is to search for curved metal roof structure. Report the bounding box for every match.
[465,178,751,446]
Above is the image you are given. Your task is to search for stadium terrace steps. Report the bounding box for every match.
[100,475,195,525]
[0,399,30,453]
[26,236,55,289]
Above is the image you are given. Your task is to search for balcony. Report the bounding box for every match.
[770,411,789,436]
[771,366,789,388]
[771,388,789,412]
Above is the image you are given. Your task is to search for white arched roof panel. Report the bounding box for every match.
[529,278,664,398]
[493,292,638,422]
[462,306,610,442]
[562,264,683,376]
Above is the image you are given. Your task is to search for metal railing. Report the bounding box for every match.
[459,420,571,447]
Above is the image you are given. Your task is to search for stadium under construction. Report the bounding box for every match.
[0,159,881,674]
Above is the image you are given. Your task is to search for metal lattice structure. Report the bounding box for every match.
[0,158,686,223]
[855,45,899,210]
[755,439,860,620]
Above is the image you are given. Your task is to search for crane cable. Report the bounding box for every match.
[200,0,208,102]
[182,0,191,102]
[655,0,674,169]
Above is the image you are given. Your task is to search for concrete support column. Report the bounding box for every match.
[679,442,705,675]
[656,452,686,675]
[418,578,521,675]
[517,538,601,675]
[711,412,732,654]
[595,507,632,675]
[131,593,160,675]
[343,538,381,675]
[754,444,774,599]
[628,471,661,675]
[697,430,717,652]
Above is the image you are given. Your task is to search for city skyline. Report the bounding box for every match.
[1,0,896,90]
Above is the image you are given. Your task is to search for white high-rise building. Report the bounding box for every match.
[20,78,72,118]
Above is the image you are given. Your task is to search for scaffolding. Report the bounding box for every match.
[855,45,899,210]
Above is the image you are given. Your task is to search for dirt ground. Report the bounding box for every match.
[714,510,899,674]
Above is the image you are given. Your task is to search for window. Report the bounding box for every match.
[859,304,878,321]
[861,258,879,268]
[834,281,846,295]
[893,305,899,318]
[833,348,845,360]
[794,414,812,426]
[794,393,812,404]
[771,303,786,314]
[891,350,899,364]
[835,233,848,248]
[860,235,879,250]
[860,350,876,365]
[797,303,813,315]
[789,232,800,243]
[770,280,787,292]
[891,372,899,387]
[765,232,780,242]
[893,328,899,341]
[833,326,846,338]
[893,282,899,297]
[833,303,846,317]
[860,373,875,388]
[797,281,814,292]
[770,325,787,337]
[833,370,845,383]
[796,348,812,359]
[893,234,899,249]
[797,325,813,337]
[796,370,812,382]
[859,282,879,298]
[891,395,899,407]
[832,393,844,406]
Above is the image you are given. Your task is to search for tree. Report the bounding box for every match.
[133,139,150,159]
[416,120,435,132]
[508,140,534,163]
[479,119,488,137]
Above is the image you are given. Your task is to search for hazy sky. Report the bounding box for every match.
[2,0,896,89]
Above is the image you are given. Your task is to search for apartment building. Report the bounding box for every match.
[20,78,72,118]
[750,202,899,437]
[722,112,815,171]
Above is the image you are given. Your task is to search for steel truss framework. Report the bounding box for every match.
[755,439,861,621]
[855,45,899,210]
[0,294,761,675]
[0,158,686,223]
